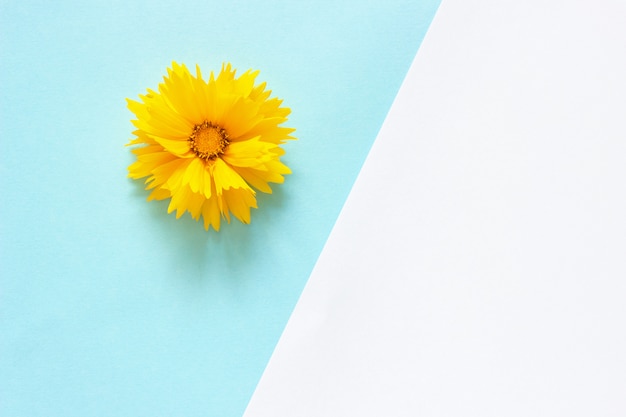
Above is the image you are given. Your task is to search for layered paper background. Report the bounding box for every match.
[3,1,625,416]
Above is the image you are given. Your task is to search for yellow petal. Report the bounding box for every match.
[220,97,262,139]
[185,187,206,220]
[211,158,252,194]
[221,187,257,224]
[167,184,192,218]
[147,186,171,201]
[221,136,275,168]
[233,167,274,193]
[149,136,193,158]
[201,187,221,231]
[182,157,205,193]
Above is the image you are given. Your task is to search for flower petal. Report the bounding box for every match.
[211,158,252,194]
[201,187,221,231]
[221,136,275,168]
[221,187,257,224]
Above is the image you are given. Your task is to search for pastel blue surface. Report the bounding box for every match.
[0,1,439,416]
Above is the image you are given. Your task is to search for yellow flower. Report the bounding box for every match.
[127,62,295,231]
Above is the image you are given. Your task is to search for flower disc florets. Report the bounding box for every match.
[188,121,230,160]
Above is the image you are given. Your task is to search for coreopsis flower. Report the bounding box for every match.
[127,62,295,231]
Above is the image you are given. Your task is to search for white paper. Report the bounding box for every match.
[245,0,626,415]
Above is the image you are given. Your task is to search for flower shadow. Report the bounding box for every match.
[127,177,288,291]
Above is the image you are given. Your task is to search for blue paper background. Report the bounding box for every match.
[0,1,439,416]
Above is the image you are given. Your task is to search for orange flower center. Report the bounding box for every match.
[188,121,230,160]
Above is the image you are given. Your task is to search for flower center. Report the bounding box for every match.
[188,121,230,160]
